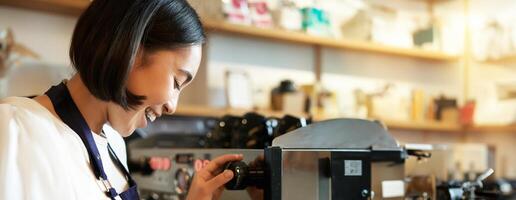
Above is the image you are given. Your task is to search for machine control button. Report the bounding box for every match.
[175,154,194,164]
[149,157,172,171]
[174,168,192,195]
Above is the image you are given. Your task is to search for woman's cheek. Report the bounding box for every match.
[150,84,177,106]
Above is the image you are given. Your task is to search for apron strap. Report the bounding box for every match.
[45,83,108,180]
[45,82,139,200]
[107,143,137,186]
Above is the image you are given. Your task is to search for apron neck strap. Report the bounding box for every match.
[45,82,108,179]
[45,82,134,199]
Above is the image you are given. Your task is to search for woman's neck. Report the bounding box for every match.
[65,75,108,134]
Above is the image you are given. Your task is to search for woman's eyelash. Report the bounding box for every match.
[174,78,181,90]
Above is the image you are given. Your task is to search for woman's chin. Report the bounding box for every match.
[109,112,148,137]
[111,124,137,138]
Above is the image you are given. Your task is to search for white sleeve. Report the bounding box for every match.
[0,104,73,200]
[0,104,23,199]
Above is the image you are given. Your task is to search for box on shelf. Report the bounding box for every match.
[248,0,273,28]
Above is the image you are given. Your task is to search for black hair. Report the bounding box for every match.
[69,0,205,110]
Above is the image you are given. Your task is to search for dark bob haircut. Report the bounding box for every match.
[70,0,205,110]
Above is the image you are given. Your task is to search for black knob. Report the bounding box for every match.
[232,112,275,149]
[274,115,307,138]
[208,115,241,148]
[224,161,264,190]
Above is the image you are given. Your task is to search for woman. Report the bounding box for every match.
[0,0,243,199]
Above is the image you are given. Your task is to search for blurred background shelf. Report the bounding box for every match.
[174,105,298,119]
[0,0,458,62]
[482,55,516,64]
[202,19,458,61]
[175,106,516,133]
[465,124,516,133]
[175,105,465,132]
[2,0,513,135]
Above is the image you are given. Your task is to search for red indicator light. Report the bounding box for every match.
[162,158,171,171]
[149,157,172,171]
[150,157,160,170]
[194,159,203,172]
[194,159,212,172]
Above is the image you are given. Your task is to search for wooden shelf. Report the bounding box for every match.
[203,19,458,61]
[0,1,458,61]
[174,106,516,133]
[465,124,516,133]
[482,55,516,64]
[170,105,516,133]
[174,105,302,119]
[175,105,464,132]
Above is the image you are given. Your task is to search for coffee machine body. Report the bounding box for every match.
[264,149,405,200]
[129,118,408,200]
[264,119,407,200]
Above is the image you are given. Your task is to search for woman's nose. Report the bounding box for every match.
[162,101,177,115]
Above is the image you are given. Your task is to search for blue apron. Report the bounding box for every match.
[45,82,140,200]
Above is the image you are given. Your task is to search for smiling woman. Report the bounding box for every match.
[70,0,205,111]
[0,0,243,200]
[118,47,202,135]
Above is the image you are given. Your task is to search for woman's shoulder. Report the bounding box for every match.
[1,96,53,120]
[0,97,86,199]
[0,97,40,123]
[0,96,64,133]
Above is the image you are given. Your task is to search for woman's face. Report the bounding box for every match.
[107,45,202,136]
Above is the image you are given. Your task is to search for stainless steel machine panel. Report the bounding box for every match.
[263,119,407,200]
[280,150,331,200]
[130,148,262,200]
[276,150,404,200]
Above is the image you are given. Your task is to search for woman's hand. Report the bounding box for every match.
[186,154,243,200]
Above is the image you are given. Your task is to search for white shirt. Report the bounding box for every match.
[0,97,130,200]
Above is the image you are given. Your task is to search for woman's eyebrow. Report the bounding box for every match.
[178,69,193,86]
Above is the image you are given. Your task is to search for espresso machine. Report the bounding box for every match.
[260,118,407,200]
[127,113,306,200]
[129,117,412,200]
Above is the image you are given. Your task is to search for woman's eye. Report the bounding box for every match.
[174,78,181,90]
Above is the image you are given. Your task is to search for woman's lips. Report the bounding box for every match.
[145,108,157,123]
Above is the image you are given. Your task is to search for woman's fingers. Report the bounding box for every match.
[186,154,244,200]
[204,154,243,175]
[205,169,234,192]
